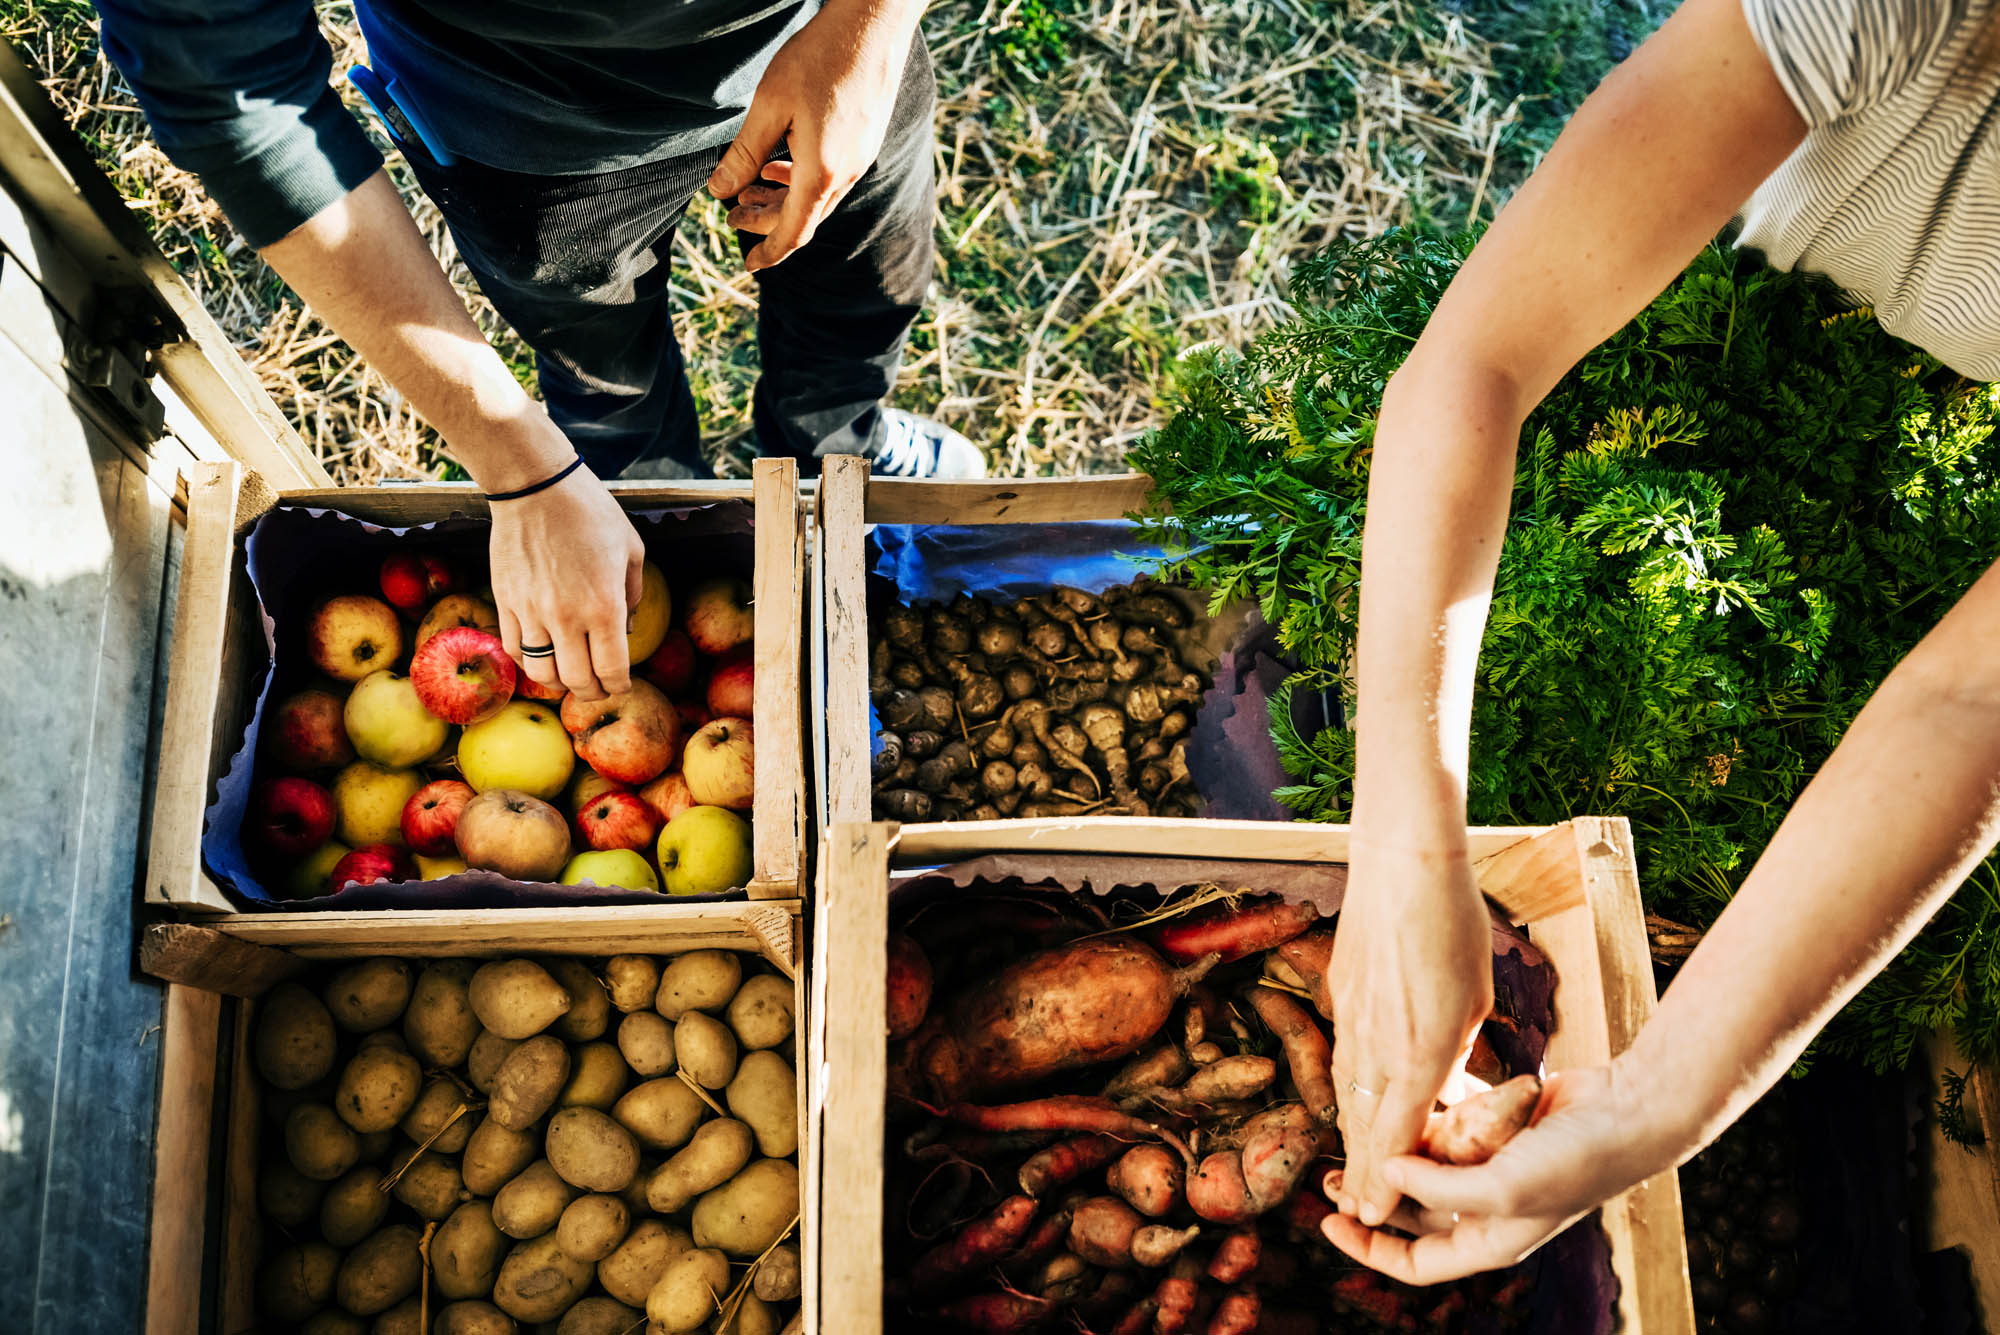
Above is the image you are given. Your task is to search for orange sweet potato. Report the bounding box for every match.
[1274,929,1336,1021]
[1424,1073,1544,1166]
[887,932,934,1040]
[1246,987,1336,1127]
[1070,1195,1146,1268]
[1147,898,1321,964]
[1187,1150,1253,1224]
[1106,1143,1184,1217]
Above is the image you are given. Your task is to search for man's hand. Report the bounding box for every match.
[707,0,921,270]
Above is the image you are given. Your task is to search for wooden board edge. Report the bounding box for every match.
[861,473,1156,526]
[1474,821,1593,923]
[207,902,803,956]
[751,456,806,898]
[143,983,223,1335]
[889,818,1549,869]
[219,1001,261,1334]
[820,456,872,830]
[139,921,303,996]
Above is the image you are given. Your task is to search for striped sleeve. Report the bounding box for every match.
[1741,0,1966,124]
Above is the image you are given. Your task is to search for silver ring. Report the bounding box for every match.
[1346,1078,1381,1099]
[519,643,555,658]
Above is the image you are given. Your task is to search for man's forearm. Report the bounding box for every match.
[257,170,571,492]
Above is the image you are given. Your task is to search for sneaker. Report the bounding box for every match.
[870,408,988,478]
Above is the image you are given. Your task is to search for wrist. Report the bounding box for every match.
[1602,1048,1708,1175]
[447,410,577,496]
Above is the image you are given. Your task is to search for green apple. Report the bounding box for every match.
[655,805,752,896]
[344,669,448,768]
[286,841,350,898]
[330,761,422,847]
[458,700,575,799]
[560,848,660,893]
[414,853,469,880]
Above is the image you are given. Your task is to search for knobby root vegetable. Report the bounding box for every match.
[932,1292,1057,1331]
[1186,1151,1252,1224]
[1104,1045,1191,1099]
[1132,1056,1276,1113]
[907,1194,1039,1295]
[1425,1073,1544,1165]
[1239,1117,1316,1212]
[1153,1274,1199,1334]
[1131,1224,1200,1268]
[938,1095,1166,1142]
[886,933,933,1041]
[1069,1195,1145,1267]
[1018,1132,1125,1197]
[1274,930,1335,1021]
[1245,987,1336,1126]
[1206,1290,1261,1335]
[1147,898,1321,965]
[1206,1228,1259,1284]
[1106,1144,1183,1217]
[1002,1209,1073,1277]
[1109,1294,1159,1335]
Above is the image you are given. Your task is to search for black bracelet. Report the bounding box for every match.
[485,455,586,502]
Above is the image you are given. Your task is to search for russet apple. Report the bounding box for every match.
[378,552,459,615]
[250,777,336,857]
[308,595,403,682]
[705,646,755,720]
[655,805,753,895]
[265,688,354,770]
[345,669,449,768]
[415,593,500,652]
[402,778,475,856]
[411,625,517,725]
[331,761,424,846]
[414,853,469,880]
[560,848,659,892]
[560,679,682,785]
[683,577,754,655]
[639,627,697,695]
[329,843,415,892]
[458,701,575,799]
[454,789,572,882]
[637,771,695,825]
[627,560,671,663]
[578,791,663,852]
[682,717,754,810]
[286,841,349,898]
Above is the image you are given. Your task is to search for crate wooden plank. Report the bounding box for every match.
[861,473,1154,525]
[272,477,753,525]
[819,456,872,828]
[893,816,1548,871]
[139,921,304,996]
[1924,1035,2000,1317]
[144,984,222,1335]
[750,456,805,898]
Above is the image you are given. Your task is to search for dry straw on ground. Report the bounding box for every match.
[7,0,1524,483]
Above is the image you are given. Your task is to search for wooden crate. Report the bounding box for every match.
[809,816,1696,1335]
[146,457,808,911]
[140,901,804,1335]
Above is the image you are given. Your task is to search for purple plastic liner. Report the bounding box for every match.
[201,500,756,910]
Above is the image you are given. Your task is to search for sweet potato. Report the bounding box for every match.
[1274,929,1335,1020]
[1103,1045,1190,1099]
[1019,1133,1124,1197]
[1110,1295,1160,1335]
[931,1292,1057,1331]
[908,1194,1039,1295]
[1240,1118,1316,1212]
[1246,987,1336,1127]
[1186,1151,1253,1224]
[1424,1073,1543,1166]
[941,1095,1166,1142]
[1033,1252,1092,1303]
[1070,1195,1145,1268]
[1331,1270,1414,1326]
[1206,1227,1259,1284]
[1137,1056,1275,1113]
[1147,898,1320,965]
[1153,1275,1199,1334]
[1131,1224,1200,1268]
[1002,1209,1073,1277]
[1207,1291,1260,1335]
[887,932,934,1040]
[1279,1188,1332,1237]
[1106,1145,1183,1218]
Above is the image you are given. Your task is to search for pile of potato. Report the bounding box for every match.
[252,949,801,1334]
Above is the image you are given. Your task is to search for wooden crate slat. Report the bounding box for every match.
[892,816,1548,870]
[750,456,805,898]
[139,921,303,996]
[818,457,871,829]
[861,473,1155,525]
[143,984,223,1335]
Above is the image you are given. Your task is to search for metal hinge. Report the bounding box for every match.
[60,286,168,443]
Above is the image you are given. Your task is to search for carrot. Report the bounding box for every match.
[931,1291,1058,1330]
[1186,1150,1253,1224]
[1002,1208,1074,1278]
[1131,1224,1201,1268]
[1206,1227,1259,1284]
[1019,1132,1125,1197]
[1104,1044,1191,1098]
[1131,1055,1276,1113]
[887,931,935,1040]
[1240,1117,1316,1212]
[1147,897,1321,964]
[1246,987,1337,1127]
[1206,1290,1261,1335]
[1106,1143,1184,1217]
[940,1095,1165,1141]
[1070,1195,1145,1268]
[1274,929,1336,1020]
[908,1193,1039,1294]
[1153,1276,1199,1334]
[1424,1073,1543,1165]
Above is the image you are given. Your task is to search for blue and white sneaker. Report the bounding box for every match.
[871,408,988,478]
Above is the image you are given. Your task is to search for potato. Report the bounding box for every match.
[323,958,415,1032]
[616,1011,675,1077]
[618,1156,657,1214]
[646,1118,753,1214]
[490,1035,571,1130]
[434,1200,510,1300]
[604,955,660,1013]
[546,1106,641,1192]
[732,1291,782,1335]
[434,1300,520,1335]
[726,974,795,1051]
[367,1295,422,1335]
[400,1077,476,1153]
[555,1192,631,1262]
[467,1028,522,1094]
[335,1044,423,1132]
[356,1029,408,1053]
[656,951,742,1019]
[492,1233,593,1323]
[725,1051,797,1158]
[336,1224,423,1315]
[389,1147,470,1219]
[301,1311,367,1335]
[556,1041,630,1110]
[471,958,572,1039]
[754,1243,801,1302]
[258,1240,339,1322]
[259,1155,327,1228]
[319,1164,391,1246]
[645,1246,730,1332]
[255,982,338,1090]
[674,1012,738,1089]
[557,1294,642,1335]
[692,1159,799,1257]
[285,1102,360,1180]
[595,1218,693,1308]
[543,957,612,1042]
[612,1077,707,1152]
[493,1159,580,1239]
[404,960,481,1067]
[462,1116,541,1195]
[354,1126,396,1161]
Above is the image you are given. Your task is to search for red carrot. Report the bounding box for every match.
[887,931,935,1040]
[1424,1073,1543,1166]
[1206,1227,1260,1284]
[930,1291,1057,1331]
[1206,1290,1261,1335]
[908,1194,1039,1294]
[1147,897,1321,964]
[940,1095,1165,1141]
[1019,1132,1124,1197]
[1274,929,1336,1020]
[1246,986,1337,1127]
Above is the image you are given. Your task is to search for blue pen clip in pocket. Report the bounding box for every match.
[348,64,458,167]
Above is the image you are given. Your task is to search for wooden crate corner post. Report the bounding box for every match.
[749,455,807,900]
[816,456,872,830]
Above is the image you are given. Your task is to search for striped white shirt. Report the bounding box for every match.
[1738,0,2000,379]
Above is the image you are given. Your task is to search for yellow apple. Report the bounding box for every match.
[285,841,350,898]
[458,700,575,799]
[626,561,671,663]
[560,848,659,892]
[344,669,449,768]
[330,761,422,847]
[414,853,469,880]
[655,805,752,896]
[565,766,627,818]
[415,593,500,652]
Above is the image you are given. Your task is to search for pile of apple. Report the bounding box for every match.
[248,548,759,899]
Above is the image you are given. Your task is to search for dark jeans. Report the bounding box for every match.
[404,34,936,480]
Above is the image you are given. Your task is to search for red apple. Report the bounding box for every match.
[705,647,755,720]
[411,625,517,725]
[265,688,354,770]
[455,789,571,881]
[681,717,754,810]
[560,679,683,785]
[378,552,459,615]
[517,675,568,704]
[637,771,696,825]
[640,628,698,694]
[328,842,415,892]
[308,594,403,682]
[674,698,714,734]
[578,790,664,853]
[401,778,475,857]
[250,776,336,856]
[683,577,754,655]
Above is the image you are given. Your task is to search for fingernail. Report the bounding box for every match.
[1323,1169,1344,1197]
[1358,1201,1385,1228]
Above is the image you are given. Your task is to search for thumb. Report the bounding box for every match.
[1382,1153,1518,1218]
[710,101,788,199]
